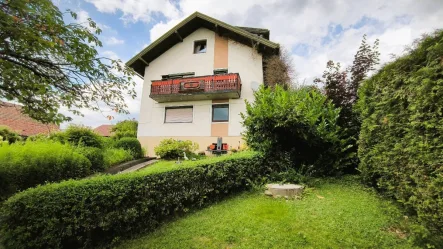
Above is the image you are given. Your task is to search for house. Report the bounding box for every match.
[94,124,114,137]
[127,12,279,156]
[0,102,59,137]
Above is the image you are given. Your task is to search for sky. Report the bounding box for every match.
[54,0,443,129]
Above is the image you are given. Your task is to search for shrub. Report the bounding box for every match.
[103,148,133,168]
[0,153,270,248]
[64,125,102,148]
[111,120,138,139]
[101,136,115,149]
[358,30,443,242]
[114,137,143,158]
[0,126,21,144]
[242,85,353,175]
[0,141,90,200]
[74,146,105,172]
[154,138,199,159]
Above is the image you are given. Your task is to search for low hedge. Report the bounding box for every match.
[0,153,270,249]
[0,141,91,200]
[114,137,143,158]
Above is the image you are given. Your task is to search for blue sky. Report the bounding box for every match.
[54,0,443,128]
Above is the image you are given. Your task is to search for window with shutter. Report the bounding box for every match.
[164,106,193,123]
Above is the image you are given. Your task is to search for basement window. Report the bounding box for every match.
[193,40,207,54]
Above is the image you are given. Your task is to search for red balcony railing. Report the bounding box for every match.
[150,73,241,96]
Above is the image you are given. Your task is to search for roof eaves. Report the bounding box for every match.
[126,12,279,67]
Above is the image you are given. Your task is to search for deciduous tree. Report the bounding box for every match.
[314,35,379,169]
[0,0,137,124]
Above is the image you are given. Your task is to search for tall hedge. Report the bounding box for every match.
[358,31,443,237]
[0,141,91,200]
[0,153,271,248]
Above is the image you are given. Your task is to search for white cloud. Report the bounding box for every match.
[106,37,125,45]
[84,0,180,24]
[142,0,443,84]
[75,9,117,35]
[76,10,91,26]
[102,50,120,60]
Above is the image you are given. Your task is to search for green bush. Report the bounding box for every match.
[74,146,106,172]
[101,136,115,149]
[0,153,269,248]
[0,141,91,200]
[242,85,352,175]
[64,125,103,148]
[111,120,138,139]
[103,148,133,168]
[358,30,443,242]
[0,126,22,144]
[114,137,143,158]
[154,138,199,159]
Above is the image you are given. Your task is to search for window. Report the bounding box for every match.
[212,104,229,122]
[165,106,193,123]
[193,40,207,54]
[213,68,228,75]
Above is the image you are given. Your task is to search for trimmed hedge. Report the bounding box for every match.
[0,153,270,249]
[114,137,143,158]
[0,141,91,200]
[74,146,106,172]
[358,30,443,239]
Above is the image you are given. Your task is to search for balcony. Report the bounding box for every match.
[150,73,241,102]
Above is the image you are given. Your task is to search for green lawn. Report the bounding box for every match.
[139,151,256,175]
[117,177,417,249]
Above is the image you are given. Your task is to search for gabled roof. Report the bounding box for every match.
[0,102,59,136]
[236,26,270,40]
[93,124,114,137]
[127,11,280,76]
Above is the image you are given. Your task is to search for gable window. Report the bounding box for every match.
[165,106,193,123]
[212,104,229,122]
[193,40,207,54]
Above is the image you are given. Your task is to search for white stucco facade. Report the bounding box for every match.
[137,27,264,156]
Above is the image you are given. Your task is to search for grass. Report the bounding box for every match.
[139,151,256,175]
[117,177,417,249]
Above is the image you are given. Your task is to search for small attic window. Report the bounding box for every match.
[213,68,228,75]
[193,40,207,54]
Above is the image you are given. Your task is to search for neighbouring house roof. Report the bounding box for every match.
[127,11,280,76]
[94,124,114,137]
[0,102,59,136]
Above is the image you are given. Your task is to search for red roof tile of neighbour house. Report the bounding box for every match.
[0,102,60,136]
[94,124,114,137]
